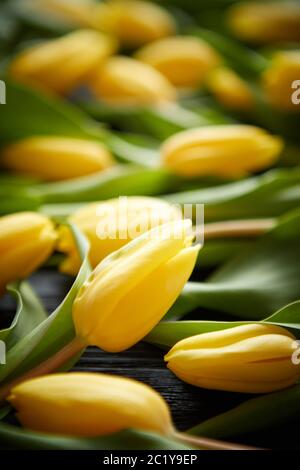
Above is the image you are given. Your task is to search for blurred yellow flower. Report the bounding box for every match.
[135,36,220,89]
[161,125,283,178]
[10,29,118,94]
[165,324,300,393]
[96,0,176,47]
[206,67,254,111]
[2,137,115,181]
[90,56,177,105]
[73,219,199,352]
[58,196,182,275]
[8,372,173,436]
[0,212,57,293]
[262,51,300,111]
[228,1,300,44]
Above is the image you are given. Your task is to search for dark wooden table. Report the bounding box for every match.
[1,268,299,449]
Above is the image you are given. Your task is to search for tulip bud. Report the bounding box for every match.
[161,125,283,178]
[262,51,300,111]
[90,56,176,105]
[8,372,173,436]
[206,67,254,111]
[73,219,199,352]
[165,324,300,393]
[2,137,115,181]
[23,0,99,28]
[58,196,182,275]
[228,1,300,44]
[96,0,176,47]
[0,212,57,293]
[135,36,220,89]
[10,29,118,94]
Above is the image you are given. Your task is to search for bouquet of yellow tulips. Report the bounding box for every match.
[0,0,300,452]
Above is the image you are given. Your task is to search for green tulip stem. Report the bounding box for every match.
[203,218,276,240]
[172,430,259,451]
[0,336,86,403]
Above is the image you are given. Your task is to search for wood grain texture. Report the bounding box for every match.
[0,268,299,449]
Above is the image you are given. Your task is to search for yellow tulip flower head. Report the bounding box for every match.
[73,219,199,352]
[8,372,173,436]
[58,196,183,275]
[10,29,118,94]
[23,0,99,28]
[165,324,300,393]
[206,67,254,111]
[96,0,176,47]
[90,55,177,105]
[0,212,57,294]
[262,51,300,112]
[228,1,300,44]
[2,136,115,181]
[136,36,220,89]
[161,125,283,178]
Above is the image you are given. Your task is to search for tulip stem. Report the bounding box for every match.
[202,218,276,240]
[0,336,86,403]
[173,431,259,451]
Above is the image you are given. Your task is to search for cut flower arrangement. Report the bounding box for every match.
[0,0,300,451]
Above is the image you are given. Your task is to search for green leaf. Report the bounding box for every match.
[146,301,300,349]
[0,423,191,450]
[0,224,91,385]
[188,383,300,439]
[169,209,300,320]
[0,281,47,350]
[36,165,178,204]
[0,80,103,145]
[165,168,300,221]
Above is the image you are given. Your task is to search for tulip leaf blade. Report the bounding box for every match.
[188,383,300,440]
[0,224,91,384]
[0,423,191,450]
[0,281,48,350]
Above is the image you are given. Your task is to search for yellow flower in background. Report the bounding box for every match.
[58,196,182,275]
[8,372,173,436]
[206,67,254,111]
[23,0,99,28]
[165,324,300,393]
[135,36,220,89]
[161,125,283,178]
[73,219,199,352]
[89,56,177,105]
[2,137,115,181]
[228,1,300,44]
[10,29,118,94]
[262,51,300,112]
[96,0,176,47]
[0,212,57,294]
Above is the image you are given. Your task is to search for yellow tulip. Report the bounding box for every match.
[262,51,300,111]
[96,0,176,47]
[23,0,99,28]
[90,56,176,105]
[228,1,300,44]
[58,196,182,275]
[73,219,199,352]
[161,125,283,178]
[135,36,220,89]
[8,372,173,436]
[165,324,300,393]
[10,29,117,94]
[2,136,115,181]
[206,67,254,111]
[0,212,57,293]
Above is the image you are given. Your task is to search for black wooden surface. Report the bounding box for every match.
[0,268,299,450]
